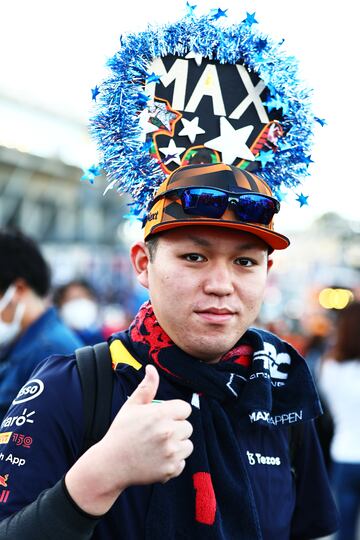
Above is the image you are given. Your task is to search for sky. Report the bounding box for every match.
[1,0,359,231]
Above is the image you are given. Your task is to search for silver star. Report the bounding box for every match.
[204,117,255,164]
[138,108,160,142]
[158,139,186,166]
[178,116,205,144]
[148,101,177,131]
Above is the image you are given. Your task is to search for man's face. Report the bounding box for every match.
[132,227,272,362]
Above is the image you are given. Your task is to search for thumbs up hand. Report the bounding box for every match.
[66,364,194,516]
[66,365,193,515]
[106,364,193,487]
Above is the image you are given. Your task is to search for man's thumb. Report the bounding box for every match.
[128,364,159,405]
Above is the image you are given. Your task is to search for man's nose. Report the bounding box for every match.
[203,264,234,296]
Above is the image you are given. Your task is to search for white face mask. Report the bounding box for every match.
[60,298,98,330]
[0,285,25,349]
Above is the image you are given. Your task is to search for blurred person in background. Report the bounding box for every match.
[0,229,83,420]
[101,304,131,339]
[304,314,333,381]
[319,301,360,540]
[54,279,105,345]
[303,314,335,470]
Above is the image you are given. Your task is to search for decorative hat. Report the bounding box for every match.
[144,162,289,250]
[89,8,319,238]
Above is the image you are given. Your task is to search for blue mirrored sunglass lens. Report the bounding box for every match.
[182,188,227,218]
[234,195,276,224]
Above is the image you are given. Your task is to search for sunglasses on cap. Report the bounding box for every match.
[149,186,280,225]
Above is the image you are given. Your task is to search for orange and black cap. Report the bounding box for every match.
[143,163,290,250]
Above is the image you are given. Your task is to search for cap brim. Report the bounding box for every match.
[147,219,290,250]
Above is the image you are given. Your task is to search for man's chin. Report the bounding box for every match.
[185,339,239,363]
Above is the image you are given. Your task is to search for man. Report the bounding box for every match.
[0,164,338,539]
[0,229,83,420]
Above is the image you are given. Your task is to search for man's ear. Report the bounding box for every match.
[130,242,150,289]
[267,257,274,273]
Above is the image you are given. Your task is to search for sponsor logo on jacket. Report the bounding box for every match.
[252,342,291,383]
[0,475,10,504]
[12,379,44,405]
[0,453,26,467]
[1,409,35,430]
[249,410,303,425]
[0,474,8,488]
[0,432,12,445]
[246,451,281,466]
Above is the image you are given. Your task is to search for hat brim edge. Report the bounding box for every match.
[145,219,290,250]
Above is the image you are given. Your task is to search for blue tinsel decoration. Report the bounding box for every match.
[90,12,317,218]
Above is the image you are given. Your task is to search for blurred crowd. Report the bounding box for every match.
[263,305,360,540]
[0,228,145,418]
[0,227,359,539]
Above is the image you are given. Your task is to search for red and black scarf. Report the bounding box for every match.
[115,302,321,539]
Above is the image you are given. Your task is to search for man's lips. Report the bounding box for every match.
[194,308,236,323]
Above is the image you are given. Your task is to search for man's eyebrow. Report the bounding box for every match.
[186,234,265,251]
[187,235,212,247]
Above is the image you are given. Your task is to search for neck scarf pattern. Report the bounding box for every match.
[115,302,322,540]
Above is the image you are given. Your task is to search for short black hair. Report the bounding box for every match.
[53,279,97,307]
[0,228,51,297]
[145,236,160,262]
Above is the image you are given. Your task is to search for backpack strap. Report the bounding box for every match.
[75,342,114,455]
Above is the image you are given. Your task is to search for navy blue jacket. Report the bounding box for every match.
[0,307,83,421]
[0,334,338,539]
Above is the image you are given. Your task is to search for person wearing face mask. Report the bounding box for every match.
[0,229,83,421]
[53,280,105,346]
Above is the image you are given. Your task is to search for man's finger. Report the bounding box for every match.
[157,399,192,420]
[127,364,160,405]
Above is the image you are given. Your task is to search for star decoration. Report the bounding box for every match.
[210,8,228,20]
[185,50,203,67]
[179,116,205,143]
[137,92,150,107]
[91,86,100,101]
[256,38,268,52]
[146,72,161,85]
[158,139,186,165]
[296,193,309,207]
[148,101,179,131]
[186,1,197,16]
[243,12,258,26]
[122,212,143,223]
[204,117,255,164]
[138,109,161,142]
[303,155,314,166]
[265,94,289,114]
[256,149,275,168]
[81,165,102,184]
[314,117,327,127]
[162,153,177,164]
